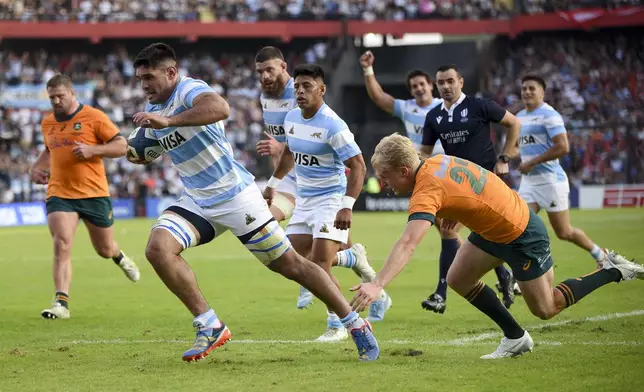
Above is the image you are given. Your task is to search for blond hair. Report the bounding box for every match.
[371,133,420,171]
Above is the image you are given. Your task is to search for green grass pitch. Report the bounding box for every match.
[1,209,643,391]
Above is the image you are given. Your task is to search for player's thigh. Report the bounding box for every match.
[447,239,502,295]
[75,197,115,229]
[518,179,542,213]
[516,267,556,317]
[148,196,219,257]
[46,210,80,253]
[535,181,569,213]
[492,210,554,282]
[284,197,314,255]
[214,184,292,266]
[307,195,349,246]
[45,197,80,247]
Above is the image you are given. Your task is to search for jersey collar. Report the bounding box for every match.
[54,103,84,123]
[440,93,467,117]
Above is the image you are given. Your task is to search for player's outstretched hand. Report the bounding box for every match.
[256,132,283,157]
[334,208,352,230]
[494,161,509,176]
[263,186,275,207]
[350,282,381,312]
[359,51,375,69]
[72,141,96,160]
[132,112,170,129]
[29,168,49,184]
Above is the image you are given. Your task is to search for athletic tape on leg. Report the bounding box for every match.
[152,213,198,250]
[244,220,291,265]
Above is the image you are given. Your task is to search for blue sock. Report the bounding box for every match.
[494,265,510,283]
[336,249,356,268]
[436,238,460,298]
[327,311,344,329]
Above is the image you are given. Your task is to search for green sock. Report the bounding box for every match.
[112,251,124,265]
[466,281,524,339]
[55,292,69,309]
[555,269,621,307]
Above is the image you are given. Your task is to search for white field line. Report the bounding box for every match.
[64,309,644,347]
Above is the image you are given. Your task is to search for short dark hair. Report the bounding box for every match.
[46,74,73,89]
[133,43,177,69]
[255,46,284,63]
[522,74,546,90]
[436,64,461,76]
[293,64,325,82]
[406,69,433,89]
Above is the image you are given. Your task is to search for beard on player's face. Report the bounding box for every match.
[257,60,286,97]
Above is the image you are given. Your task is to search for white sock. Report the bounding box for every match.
[336,249,356,268]
[340,311,364,330]
[327,311,343,329]
[590,245,605,262]
[193,309,222,330]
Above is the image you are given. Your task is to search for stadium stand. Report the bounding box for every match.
[0,3,642,210]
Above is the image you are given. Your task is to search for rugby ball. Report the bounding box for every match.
[127,127,164,163]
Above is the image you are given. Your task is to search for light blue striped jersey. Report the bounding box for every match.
[283,103,361,198]
[516,102,568,183]
[260,78,296,143]
[393,97,443,153]
[260,78,297,182]
[147,76,254,207]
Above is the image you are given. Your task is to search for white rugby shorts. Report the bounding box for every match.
[285,193,349,243]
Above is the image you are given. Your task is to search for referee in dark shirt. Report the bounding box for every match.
[419,64,522,314]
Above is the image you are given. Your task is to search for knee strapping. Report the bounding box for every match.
[152,213,199,250]
[243,220,291,265]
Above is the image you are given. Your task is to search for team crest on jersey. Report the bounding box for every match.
[460,108,468,123]
[319,224,329,233]
[73,122,82,130]
[412,108,419,114]
[289,126,294,134]
[245,214,256,225]
[280,102,289,108]
[310,132,322,139]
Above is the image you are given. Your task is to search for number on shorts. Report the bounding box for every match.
[448,157,488,195]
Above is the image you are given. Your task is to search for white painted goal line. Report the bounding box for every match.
[64,309,644,347]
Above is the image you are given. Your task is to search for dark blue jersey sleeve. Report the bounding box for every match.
[481,98,507,123]
[421,111,438,146]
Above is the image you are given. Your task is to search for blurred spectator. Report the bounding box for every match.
[0,0,513,22]
[483,29,644,186]
[0,39,335,203]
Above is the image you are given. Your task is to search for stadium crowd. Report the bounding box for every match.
[485,30,644,186]
[1,28,643,203]
[2,0,639,23]
[1,0,518,22]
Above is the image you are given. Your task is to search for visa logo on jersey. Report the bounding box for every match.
[293,152,320,166]
[519,135,537,145]
[159,131,187,151]
[266,124,285,136]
